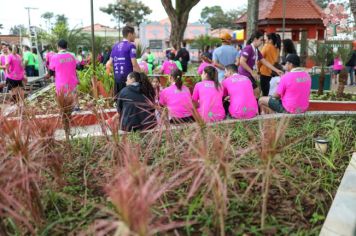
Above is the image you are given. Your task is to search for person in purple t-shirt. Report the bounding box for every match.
[106,25,141,97]
[238,31,283,98]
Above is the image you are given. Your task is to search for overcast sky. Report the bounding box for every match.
[0,0,247,33]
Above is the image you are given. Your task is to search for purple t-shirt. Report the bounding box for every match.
[110,40,136,82]
[238,45,263,78]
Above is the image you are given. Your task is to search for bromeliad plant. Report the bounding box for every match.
[77,63,114,97]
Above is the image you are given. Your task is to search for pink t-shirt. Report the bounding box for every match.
[161,60,178,75]
[192,80,225,122]
[222,74,258,119]
[197,62,212,75]
[49,51,78,93]
[139,61,149,74]
[277,70,311,113]
[333,57,343,70]
[6,54,25,81]
[46,51,55,67]
[159,84,193,118]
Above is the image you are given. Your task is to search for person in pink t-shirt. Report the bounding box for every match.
[46,39,79,110]
[259,54,311,114]
[332,53,343,84]
[160,53,178,75]
[197,53,213,75]
[138,58,149,74]
[159,69,194,123]
[222,64,258,119]
[192,66,225,122]
[0,42,10,83]
[5,45,26,102]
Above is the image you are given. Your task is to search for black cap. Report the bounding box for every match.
[286,54,300,67]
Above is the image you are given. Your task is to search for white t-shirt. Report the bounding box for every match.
[269,76,281,96]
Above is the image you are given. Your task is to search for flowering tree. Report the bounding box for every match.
[322,2,349,36]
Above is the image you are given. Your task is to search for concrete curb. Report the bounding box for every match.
[54,111,356,141]
[320,153,356,236]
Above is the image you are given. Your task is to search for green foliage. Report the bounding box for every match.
[77,64,114,95]
[192,35,221,51]
[309,42,333,68]
[9,24,27,35]
[200,5,246,29]
[135,42,146,59]
[100,0,152,28]
[42,23,88,53]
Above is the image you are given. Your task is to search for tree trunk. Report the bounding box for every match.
[300,31,308,67]
[350,0,356,26]
[161,0,200,49]
[247,0,259,39]
[318,67,325,95]
[337,68,348,97]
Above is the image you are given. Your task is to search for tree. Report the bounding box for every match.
[350,0,356,25]
[100,0,152,28]
[9,25,27,35]
[246,0,259,39]
[41,12,54,31]
[55,14,68,26]
[200,6,246,29]
[161,0,200,49]
[0,24,3,34]
[192,35,221,51]
[315,0,329,8]
[43,22,88,53]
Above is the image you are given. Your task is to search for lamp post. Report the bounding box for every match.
[90,0,98,98]
[282,0,286,41]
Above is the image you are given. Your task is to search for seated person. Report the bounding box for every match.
[222,64,258,119]
[159,69,194,123]
[192,66,225,122]
[117,72,156,131]
[259,54,311,114]
[161,52,178,75]
[197,53,213,75]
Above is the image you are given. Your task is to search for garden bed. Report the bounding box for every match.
[1,114,355,235]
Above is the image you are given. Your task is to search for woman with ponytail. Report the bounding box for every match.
[159,68,194,123]
[116,72,156,131]
[192,66,225,122]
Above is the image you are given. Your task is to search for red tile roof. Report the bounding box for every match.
[0,35,21,45]
[82,24,118,32]
[236,0,324,23]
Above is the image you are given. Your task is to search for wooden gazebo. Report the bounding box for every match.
[236,0,326,41]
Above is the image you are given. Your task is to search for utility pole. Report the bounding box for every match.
[24,7,38,29]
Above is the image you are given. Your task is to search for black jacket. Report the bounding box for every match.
[117,84,156,131]
[176,47,190,65]
[346,50,356,67]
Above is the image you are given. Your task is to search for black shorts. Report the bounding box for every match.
[6,78,24,90]
[247,76,258,89]
[170,116,194,124]
[268,97,286,113]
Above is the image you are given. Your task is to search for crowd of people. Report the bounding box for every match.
[1,24,356,133]
[105,26,319,132]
